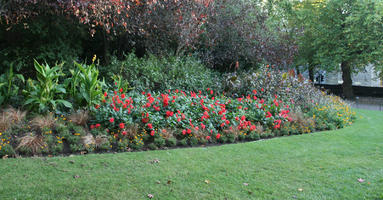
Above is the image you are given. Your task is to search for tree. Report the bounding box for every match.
[293,0,383,99]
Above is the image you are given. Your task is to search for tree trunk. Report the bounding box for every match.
[308,65,314,82]
[341,61,354,99]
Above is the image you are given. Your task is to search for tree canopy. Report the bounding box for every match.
[290,0,383,98]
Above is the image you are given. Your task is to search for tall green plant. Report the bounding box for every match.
[0,65,25,105]
[66,62,103,109]
[24,60,72,113]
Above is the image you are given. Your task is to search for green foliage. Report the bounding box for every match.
[154,137,166,148]
[0,65,25,106]
[165,138,177,147]
[189,137,199,147]
[104,53,223,92]
[66,61,104,109]
[0,15,86,76]
[23,61,72,113]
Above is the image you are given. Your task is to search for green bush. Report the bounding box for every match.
[154,137,166,148]
[166,138,177,147]
[189,137,199,147]
[103,53,223,93]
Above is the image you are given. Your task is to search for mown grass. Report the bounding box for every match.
[0,109,382,200]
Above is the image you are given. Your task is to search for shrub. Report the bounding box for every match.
[103,53,223,93]
[154,137,166,148]
[166,138,177,147]
[189,137,199,147]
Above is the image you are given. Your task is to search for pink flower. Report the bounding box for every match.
[95,124,101,128]
[206,136,211,140]
[122,131,127,136]
[182,130,187,135]
[109,118,114,123]
[150,130,155,136]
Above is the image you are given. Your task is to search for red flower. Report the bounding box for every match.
[235,116,239,121]
[119,88,123,93]
[261,88,264,92]
[216,134,221,139]
[187,129,192,134]
[252,90,257,95]
[147,123,153,129]
[201,123,206,130]
[119,123,125,129]
[266,112,272,118]
[121,94,126,99]
[150,130,155,136]
[109,118,114,123]
[122,131,127,136]
[95,104,100,109]
[241,115,246,121]
[142,118,149,123]
[220,123,225,127]
[90,124,95,129]
[182,130,186,135]
[95,124,101,128]
[206,136,211,140]
[166,111,174,117]
[104,92,108,97]
[250,125,256,131]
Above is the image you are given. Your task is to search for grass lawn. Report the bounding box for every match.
[0,109,382,200]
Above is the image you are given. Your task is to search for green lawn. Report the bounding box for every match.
[0,109,382,200]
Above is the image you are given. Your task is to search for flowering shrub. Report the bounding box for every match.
[89,83,342,150]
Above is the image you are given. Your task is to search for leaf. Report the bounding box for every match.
[57,100,73,108]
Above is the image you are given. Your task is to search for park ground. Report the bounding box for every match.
[0,109,382,200]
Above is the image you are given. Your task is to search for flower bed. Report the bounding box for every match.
[0,71,356,157]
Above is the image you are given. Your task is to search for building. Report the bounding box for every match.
[305,64,383,87]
